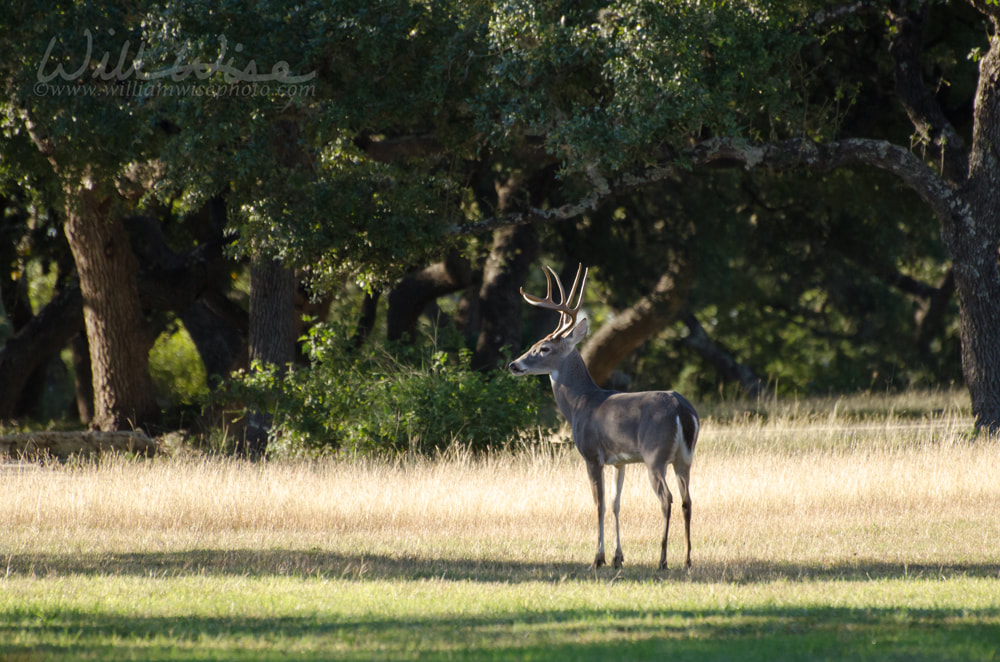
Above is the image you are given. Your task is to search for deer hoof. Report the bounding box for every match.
[613,552,624,569]
[592,553,606,569]
[658,561,668,571]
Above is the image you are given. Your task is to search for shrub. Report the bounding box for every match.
[227,323,547,456]
[149,321,210,407]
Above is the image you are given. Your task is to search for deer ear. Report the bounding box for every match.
[569,317,589,344]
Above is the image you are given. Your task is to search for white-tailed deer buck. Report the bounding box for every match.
[509,264,699,570]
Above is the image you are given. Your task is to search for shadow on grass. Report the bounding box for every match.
[2,602,999,661]
[4,548,999,584]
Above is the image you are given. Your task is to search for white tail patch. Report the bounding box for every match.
[676,414,695,464]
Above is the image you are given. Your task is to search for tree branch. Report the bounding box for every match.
[968,0,1000,20]
[686,137,966,229]
[358,133,444,163]
[579,261,693,387]
[679,311,767,398]
[452,136,965,242]
[888,0,968,185]
[797,2,880,33]
[386,252,472,342]
[448,163,679,236]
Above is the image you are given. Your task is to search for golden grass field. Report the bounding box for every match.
[2,391,999,660]
[3,391,997,579]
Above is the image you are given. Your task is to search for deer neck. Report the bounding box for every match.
[550,349,603,422]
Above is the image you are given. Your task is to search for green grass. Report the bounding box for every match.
[3,570,998,661]
[2,390,999,661]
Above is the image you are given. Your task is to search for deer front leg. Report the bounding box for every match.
[586,460,606,569]
[612,464,626,569]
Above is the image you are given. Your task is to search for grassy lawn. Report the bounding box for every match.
[2,391,999,660]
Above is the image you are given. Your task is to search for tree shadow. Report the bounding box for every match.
[4,548,998,584]
[2,600,998,662]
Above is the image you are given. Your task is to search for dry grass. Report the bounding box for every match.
[3,402,998,582]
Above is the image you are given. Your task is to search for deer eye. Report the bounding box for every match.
[538,345,551,355]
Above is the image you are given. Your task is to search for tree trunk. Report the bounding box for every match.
[471,223,539,371]
[181,300,245,379]
[350,290,381,349]
[951,257,1000,431]
[63,190,157,431]
[0,284,85,421]
[579,262,692,388]
[238,257,296,458]
[71,330,94,424]
[949,21,1000,431]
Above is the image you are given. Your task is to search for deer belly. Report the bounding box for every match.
[603,450,644,466]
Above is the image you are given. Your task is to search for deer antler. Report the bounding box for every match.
[520,263,589,338]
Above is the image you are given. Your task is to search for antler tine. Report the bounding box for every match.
[551,264,588,337]
[566,264,588,312]
[547,266,567,305]
[520,266,554,306]
[520,264,589,339]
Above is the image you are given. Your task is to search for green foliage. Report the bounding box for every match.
[479,0,806,175]
[141,0,489,291]
[148,321,210,407]
[0,0,979,430]
[231,150,460,294]
[228,323,547,456]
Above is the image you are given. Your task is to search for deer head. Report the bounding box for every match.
[508,264,589,376]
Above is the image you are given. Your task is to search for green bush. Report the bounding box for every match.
[149,321,210,407]
[228,323,547,456]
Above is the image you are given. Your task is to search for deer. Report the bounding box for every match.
[508,264,699,571]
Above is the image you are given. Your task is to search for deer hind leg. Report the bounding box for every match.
[647,464,673,570]
[611,465,626,569]
[674,463,693,569]
[587,460,607,569]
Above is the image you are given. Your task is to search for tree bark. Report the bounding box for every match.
[0,227,244,424]
[950,19,1000,430]
[472,223,539,371]
[235,119,311,457]
[180,300,246,379]
[238,257,296,458]
[350,290,381,349]
[70,330,94,424]
[63,190,157,431]
[0,430,155,460]
[0,284,84,421]
[579,263,692,387]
